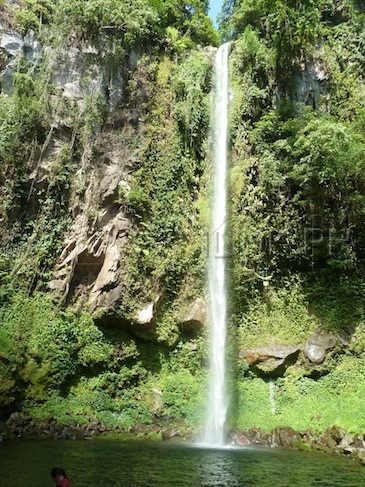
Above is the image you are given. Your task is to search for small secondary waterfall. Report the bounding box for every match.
[204,43,230,446]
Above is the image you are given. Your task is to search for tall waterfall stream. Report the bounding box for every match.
[204,43,230,446]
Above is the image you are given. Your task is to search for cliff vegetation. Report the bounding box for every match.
[1,0,365,440]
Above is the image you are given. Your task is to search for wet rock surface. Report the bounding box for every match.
[3,411,193,442]
[228,426,365,463]
[5,411,365,465]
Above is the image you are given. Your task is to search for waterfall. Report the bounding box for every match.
[204,42,230,447]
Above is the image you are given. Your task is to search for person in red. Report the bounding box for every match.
[50,467,71,487]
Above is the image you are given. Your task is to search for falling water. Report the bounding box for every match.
[204,43,230,447]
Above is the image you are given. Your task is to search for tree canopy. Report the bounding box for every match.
[3,0,219,48]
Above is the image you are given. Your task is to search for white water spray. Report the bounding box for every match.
[204,43,230,447]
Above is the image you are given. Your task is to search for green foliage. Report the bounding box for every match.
[291,118,365,187]
[305,271,365,332]
[0,58,76,295]
[235,378,276,431]
[235,355,365,434]
[165,26,191,53]
[8,0,219,49]
[80,92,106,142]
[4,0,365,442]
[155,305,180,348]
[161,371,205,427]
[53,0,159,46]
[236,277,319,349]
[167,337,207,375]
[0,328,18,407]
[77,326,113,367]
[228,3,365,436]
[12,0,54,33]
[153,0,218,46]
[0,0,216,429]
[0,328,15,360]
[3,0,218,51]
[121,53,210,317]
[220,0,318,69]
[352,320,365,354]
[174,51,212,158]
[221,0,364,78]
[0,288,208,431]
[183,11,220,47]
[0,88,45,171]
[230,102,365,290]
[233,26,274,77]
[0,294,78,399]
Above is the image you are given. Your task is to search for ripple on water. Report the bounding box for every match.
[1,440,365,486]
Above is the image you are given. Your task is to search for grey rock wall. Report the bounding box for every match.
[0,22,139,314]
[0,21,41,93]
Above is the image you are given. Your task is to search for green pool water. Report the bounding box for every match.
[0,439,364,486]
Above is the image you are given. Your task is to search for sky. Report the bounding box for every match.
[208,0,225,27]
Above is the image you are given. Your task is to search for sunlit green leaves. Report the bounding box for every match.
[174,51,212,157]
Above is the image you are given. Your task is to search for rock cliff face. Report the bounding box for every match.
[290,60,328,109]
[43,45,141,312]
[0,21,41,92]
[1,22,331,305]
[1,23,136,312]
[0,20,209,339]
[0,23,330,326]
[47,129,133,312]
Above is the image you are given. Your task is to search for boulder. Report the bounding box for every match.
[352,434,365,449]
[0,352,9,363]
[228,429,251,446]
[152,388,162,416]
[136,303,154,325]
[338,433,353,449]
[179,298,206,334]
[271,427,306,450]
[60,427,85,440]
[128,301,159,341]
[0,421,9,435]
[304,330,341,364]
[345,447,365,462]
[315,435,337,451]
[324,425,347,444]
[240,344,300,374]
[161,428,183,440]
[227,428,272,447]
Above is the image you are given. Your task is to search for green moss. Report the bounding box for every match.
[160,371,206,429]
[236,278,319,349]
[235,355,365,434]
